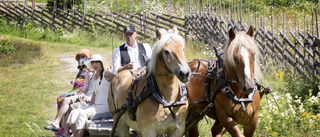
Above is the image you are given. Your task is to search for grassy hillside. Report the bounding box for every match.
[0,34,115,136]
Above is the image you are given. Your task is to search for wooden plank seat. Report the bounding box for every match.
[86,112,138,137]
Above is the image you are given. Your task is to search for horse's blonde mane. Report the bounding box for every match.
[147,30,185,76]
[223,31,263,83]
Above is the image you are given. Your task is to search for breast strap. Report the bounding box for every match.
[125,75,187,129]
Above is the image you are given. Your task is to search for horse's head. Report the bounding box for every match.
[224,26,262,94]
[148,26,191,83]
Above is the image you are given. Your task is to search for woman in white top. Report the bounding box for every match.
[44,58,93,134]
[66,54,115,137]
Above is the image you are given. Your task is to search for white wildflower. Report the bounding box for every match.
[299,104,305,113]
[308,95,317,104]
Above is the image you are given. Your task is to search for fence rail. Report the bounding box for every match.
[0,1,319,80]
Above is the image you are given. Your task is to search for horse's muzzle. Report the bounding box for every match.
[175,67,191,83]
[243,86,254,94]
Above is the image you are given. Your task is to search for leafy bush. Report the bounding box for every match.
[0,38,15,54]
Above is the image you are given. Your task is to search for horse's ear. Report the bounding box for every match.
[156,29,162,40]
[247,26,254,37]
[172,26,178,34]
[229,27,236,41]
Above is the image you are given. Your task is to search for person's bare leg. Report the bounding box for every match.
[62,111,71,136]
[70,124,76,137]
[76,129,85,137]
[52,97,72,128]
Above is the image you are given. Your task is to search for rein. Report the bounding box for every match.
[191,72,238,84]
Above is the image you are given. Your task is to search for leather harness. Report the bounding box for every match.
[111,54,188,134]
[190,51,259,111]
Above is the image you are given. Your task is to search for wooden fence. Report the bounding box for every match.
[0,1,319,80]
[184,3,320,81]
[0,1,185,42]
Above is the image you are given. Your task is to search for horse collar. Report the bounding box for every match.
[148,75,188,129]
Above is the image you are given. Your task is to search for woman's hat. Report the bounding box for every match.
[75,49,92,62]
[84,54,111,70]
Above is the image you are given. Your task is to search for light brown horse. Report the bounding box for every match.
[187,26,263,137]
[108,27,190,137]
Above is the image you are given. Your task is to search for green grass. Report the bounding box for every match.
[0,34,115,136]
[0,36,73,136]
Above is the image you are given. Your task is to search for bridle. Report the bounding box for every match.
[154,53,173,77]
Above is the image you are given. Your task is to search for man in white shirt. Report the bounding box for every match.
[113,25,153,74]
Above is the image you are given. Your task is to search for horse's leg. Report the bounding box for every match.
[220,116,244,137]
[243,114,258,137]
[244,123,257,137]
[117,119,130,137]
[187,123,199,137]
[211,120,224,137]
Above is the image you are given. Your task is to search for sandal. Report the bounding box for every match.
[44,124,60,131]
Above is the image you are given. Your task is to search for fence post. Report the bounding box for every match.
[248,0,250,26]
[237,0,239,23]
[140,0,143,42]
[271,6,275,60]
[240,0,242,23]
[23,0,27,22]
[287,15,289,38]
[283,12,287,70]
[52,0,57,31]
[262,5,266,31]
[14,0,17,17]
[32,0,35,13]
[317,8,319,37]
[94,0,97,30]
[312,3,314,36]
[313,40,316,79]
[255,5,256,29]
[71,0,75,32]
[6,0,10,23]
[117,0,119,32]
[294,14,297,77]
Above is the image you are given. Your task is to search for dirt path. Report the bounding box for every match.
[60,55,78,73]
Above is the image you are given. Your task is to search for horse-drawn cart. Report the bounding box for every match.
[104,26,274,137]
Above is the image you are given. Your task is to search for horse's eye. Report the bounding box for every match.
[163,49,170,55]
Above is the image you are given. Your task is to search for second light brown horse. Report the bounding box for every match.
[187,26,263,137]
